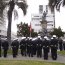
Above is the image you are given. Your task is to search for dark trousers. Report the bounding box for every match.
[30,47,34,57]
[43,48,48,60]
[37,48,42,58]
[63,44,65,50]
[16,48,18,55]
[20,47,26,56]
[21,49,24,56]
[28,47,31,57]
[59,44,63,51]
[3,49,8,57]
[12,48,17,57]
[51,47,57,60]
[33,47,36,55]
[0,48,1,57]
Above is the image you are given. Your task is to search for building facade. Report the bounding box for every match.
[31,5,55,33]
[0,18,7,38]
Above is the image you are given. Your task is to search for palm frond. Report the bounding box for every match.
[17,1,28,15]
[63,0,65,6]
[0,0,7,18]
[56,0,62,11]
[49,0,56,12]
[49,0,62,12]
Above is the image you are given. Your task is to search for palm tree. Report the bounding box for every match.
[0,0,7,22]
[0,0,27,44]
[49,0,65,11]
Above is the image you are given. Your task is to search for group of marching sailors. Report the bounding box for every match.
[0,35,65,60]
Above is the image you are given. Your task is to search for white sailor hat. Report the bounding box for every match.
[29,37,32,40]
[51,37,53,39]
[44,36,48,39]
[21,37,26,39]
[38,36,41,38]
[53,35,56,38]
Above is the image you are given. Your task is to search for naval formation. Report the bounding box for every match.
[0,35,65,60]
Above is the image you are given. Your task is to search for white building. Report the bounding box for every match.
[31,14,42,33]
[31,5,55,33]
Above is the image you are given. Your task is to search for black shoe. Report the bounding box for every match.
[4,56,7,58]
[44,58,48,60]
[0,55,1,57]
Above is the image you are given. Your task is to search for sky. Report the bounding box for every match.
[11,0,65,33]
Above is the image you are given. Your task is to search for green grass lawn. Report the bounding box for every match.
[58,50,65,56]
[0,60,65,65]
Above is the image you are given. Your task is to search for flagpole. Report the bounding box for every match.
[30,31,31,37]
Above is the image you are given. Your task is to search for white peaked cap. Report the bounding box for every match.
[38,36,41,38]
[53,35,56,38]
[63,39,65,41]
[32,37,38,41]
[27,37,29,39]
[44,36,48,39]
[51,37,53,39]
[22,37,26,39]
[29,37,32,39]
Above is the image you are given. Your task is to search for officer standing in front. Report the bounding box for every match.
[27,37,32,57]
[36,36,42,58]
[11,38,19,58]
[2,38,9,58]
[20,37,27,56]
[50,35,58,60]
[32,38,37,56]
[42,36,50,60]
[30,38,34,57]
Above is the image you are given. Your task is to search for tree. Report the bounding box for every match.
[17,23,30,37]
[17,22,38,37]
[49,0,65,12]
[0,0,7,25]
[0,0,27,44]
[50,27,64,38]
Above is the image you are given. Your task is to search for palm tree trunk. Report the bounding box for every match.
[7,10,12,44]
[7,0,15,45]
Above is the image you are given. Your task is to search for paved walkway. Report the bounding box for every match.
[0,53,65,64]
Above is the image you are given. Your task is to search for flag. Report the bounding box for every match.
[30,22,32,32]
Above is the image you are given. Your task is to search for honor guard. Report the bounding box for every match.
[50,35,58,60]
[30,38,34,57]
[36,36,42,58]
[20,37,27,56]
[42,36,50,60]
[27,37,33,57]
[32,38,37,55]
[11,38,19,58]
